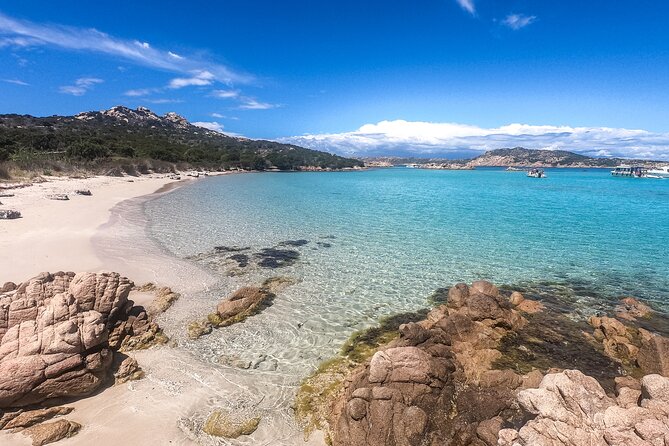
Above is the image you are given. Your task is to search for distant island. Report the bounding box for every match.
[363,147,664,169]
[0,106,363,180]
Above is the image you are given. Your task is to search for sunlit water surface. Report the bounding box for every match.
[144,167,669,440]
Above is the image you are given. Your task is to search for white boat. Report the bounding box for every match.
[527,169,546,178]
[611,165,647,177]
[646,166,669,178]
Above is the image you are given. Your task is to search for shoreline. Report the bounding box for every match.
[0,174,184,284]
[0,171,324,446]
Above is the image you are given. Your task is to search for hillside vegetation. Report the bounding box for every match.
[0,106,362,179]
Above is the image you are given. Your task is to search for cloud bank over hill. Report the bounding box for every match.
[281,120,669,160]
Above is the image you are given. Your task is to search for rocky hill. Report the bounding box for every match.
[466,147,654,168]
[0,106,363,174]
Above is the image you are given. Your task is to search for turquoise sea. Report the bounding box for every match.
[145,167,669,376]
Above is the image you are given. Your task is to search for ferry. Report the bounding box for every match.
[527,168,546,178]
[646,165,669,179]
[611,165,647,178]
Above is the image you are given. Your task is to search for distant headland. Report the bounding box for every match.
[362,147,665,169]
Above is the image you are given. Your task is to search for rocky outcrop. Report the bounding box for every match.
[0,271,164,409]
[590,314,669,376]
[616,297,654,321]
[305,281,669,446]
[324,281,534,446]
[499,370,669,446]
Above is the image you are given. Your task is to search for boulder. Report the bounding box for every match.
[616,297,653,321]
[0,271,156,408]
[637,329,669,377]
[1,282,16,293]
[0,209,21,219]
[328,281,526,446]
[215,286,275,326]
[499,370,669,446]
[74,189,92,196]
[45,194,68,201]
[21,419,81,446]
[113,356,144,384]
[0,406,73,430]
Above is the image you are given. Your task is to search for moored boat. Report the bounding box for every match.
[611,165,647,177]
[527,168,546,178]
[646,165,669,179]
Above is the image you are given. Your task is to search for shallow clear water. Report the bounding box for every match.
[144,167,669,425]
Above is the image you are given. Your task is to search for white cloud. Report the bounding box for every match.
[168,70,215,89]
[455,0,475,15]
[0,12,252,84]
[145,98,183,104]
[212,89,240,99]
[59,77,103,96]
[124,88,153,97]
[280,120,669,160]
[239,97,278,110]
[193,121,225,132]
[211,112,225,118]
[503,14,537,30]
[2,78,29,86]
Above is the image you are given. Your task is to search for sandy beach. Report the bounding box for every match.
[0,173,322,446]
[0,174,177,284]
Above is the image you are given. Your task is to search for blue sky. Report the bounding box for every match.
[1,1,669,159]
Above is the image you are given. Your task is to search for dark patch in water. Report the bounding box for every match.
[255,248,300,268]
[214,245,250,253]
[316,242,332,248]
[278,239,309,247]
[227,253,250,268]
[319,235,336,239]
[427,288,449,306]
[494,311,623,393]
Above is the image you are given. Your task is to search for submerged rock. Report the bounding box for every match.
[187,320,212,340]
[213,245,250,253]
[278,239,309,247]
[255,248,300,268]
[215,286,275,326]
[188,278,296,339]
[203,409,260,438]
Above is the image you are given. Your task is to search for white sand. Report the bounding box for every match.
[0,173,321,446]
[0,175,175,284]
